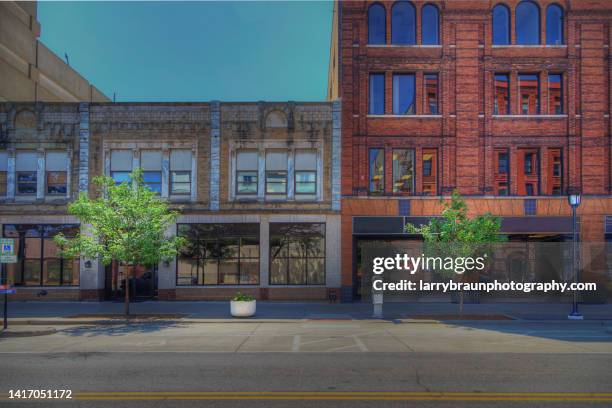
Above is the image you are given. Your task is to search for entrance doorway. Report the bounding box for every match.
[104,262,157,300]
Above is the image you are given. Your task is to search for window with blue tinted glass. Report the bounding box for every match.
[421,4,439,45]
[519,73,540,114]
[369,148,385,194]
[548,74,563,114]
[111,172,131,185]
[391,1,416,45]
[546,4,563,45]
[369,74,385,114]
[516,1,540,45]
[393,74,415,115]
[143,171,162,194]
[492,4,510,45]
[368,4,386,44]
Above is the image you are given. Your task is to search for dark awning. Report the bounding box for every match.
[353,216,574,235]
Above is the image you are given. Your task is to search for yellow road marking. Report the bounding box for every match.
[60,392,612,401]
[3,392,612,401]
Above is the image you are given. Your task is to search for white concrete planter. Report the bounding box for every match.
[230,300,256,317]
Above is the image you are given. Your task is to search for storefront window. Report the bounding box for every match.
[269,223,325,285]
[176,224,259,285]
[2,224,80,286]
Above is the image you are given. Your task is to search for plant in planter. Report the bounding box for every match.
[230,292,256,317]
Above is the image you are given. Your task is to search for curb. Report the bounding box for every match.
[0,328,57,338]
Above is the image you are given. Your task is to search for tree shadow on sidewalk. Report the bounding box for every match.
[59,321,185,337]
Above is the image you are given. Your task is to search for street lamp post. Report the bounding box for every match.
[567,193,583,320]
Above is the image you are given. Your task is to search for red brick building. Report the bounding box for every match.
[328,0,612,301]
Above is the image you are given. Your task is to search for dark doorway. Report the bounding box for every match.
[104,262,157,301]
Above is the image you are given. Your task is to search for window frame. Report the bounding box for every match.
[421,3,440,45]
[368,148,386,195]
[515,1,541,45]
[294,170,317,196]
[546,4,564,45]
[2,224,80,287]
[494,73,511,115]
[369,73,386,115]
[269,223,326,286]
[492,4,511,45]
[518,73,540,115]
[45,171,67,195]
[547,73,563,115]
[423,73,439,114]
[368,3,387,45]
[176,224,260,286]
[170,170,192,195]
[392,148,416,195]
[392,73,416,115]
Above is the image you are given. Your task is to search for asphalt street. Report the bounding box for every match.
[1,320,611,407]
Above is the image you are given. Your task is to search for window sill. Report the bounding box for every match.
[491,44,567,48]
[367,114,442,118]
[492,115,568,119]
[366,44,442,48]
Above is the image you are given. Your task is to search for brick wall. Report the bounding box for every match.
[336,0,612,198]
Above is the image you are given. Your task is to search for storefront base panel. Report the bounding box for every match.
[171,287,339,301]
[10,288,81,301]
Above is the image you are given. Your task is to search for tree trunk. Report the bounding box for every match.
[124,265,130,317]
[459,290,464,317]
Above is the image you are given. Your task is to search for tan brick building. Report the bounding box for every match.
[0,102,341,300]
[0,2,109,102]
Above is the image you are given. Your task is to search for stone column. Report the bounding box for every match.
[259,216,270,287]
[6,148,15,201]
[331,100,342,210]
[36,148,44,200]
[161,148,170,198]
[78,103,90,194]
[209,101,221,210]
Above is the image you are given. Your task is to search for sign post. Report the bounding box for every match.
[0,238,17,330]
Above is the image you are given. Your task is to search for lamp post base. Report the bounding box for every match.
[568,312,584,320]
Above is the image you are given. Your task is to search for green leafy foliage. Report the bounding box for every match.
[232,292,256,302]
[54,168,186,268]
[405,190,506,279]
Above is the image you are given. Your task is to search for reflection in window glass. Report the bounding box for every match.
[369,149,385,194]
[237,172,258,194]
[368,3,386,44]
[393,74,415,115]
[421,4,439,45]
[369,74,385,114]
[548,74,563,114]
[393,149,415,194]
[494,74,510,115]
[143,171,162,194]
[269,223,325,285]
[177,224,259,286]
[392,1,416,45]
[516,1,540,45]
[2,224,80,286]
[492,4,510,45]
[519,74,540,115]
[424,74,438,114]
[546,4,564,45]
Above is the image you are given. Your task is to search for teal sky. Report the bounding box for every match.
[38,1,333,102]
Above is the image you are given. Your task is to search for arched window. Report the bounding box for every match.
[516,1,540,45]
[546,4,564,45]
[421,4,440,45]
[391,1,416,45]
[368,3,386,45]
[492,4,510,45]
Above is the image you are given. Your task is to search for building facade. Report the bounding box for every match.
[0,101,341,300]
[0,1,109,102]
[329,0,612,301]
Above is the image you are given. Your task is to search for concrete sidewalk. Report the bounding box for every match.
[3,300,612,321]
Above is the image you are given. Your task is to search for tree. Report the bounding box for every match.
[405,191,506,315]
[55,168,185,316]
